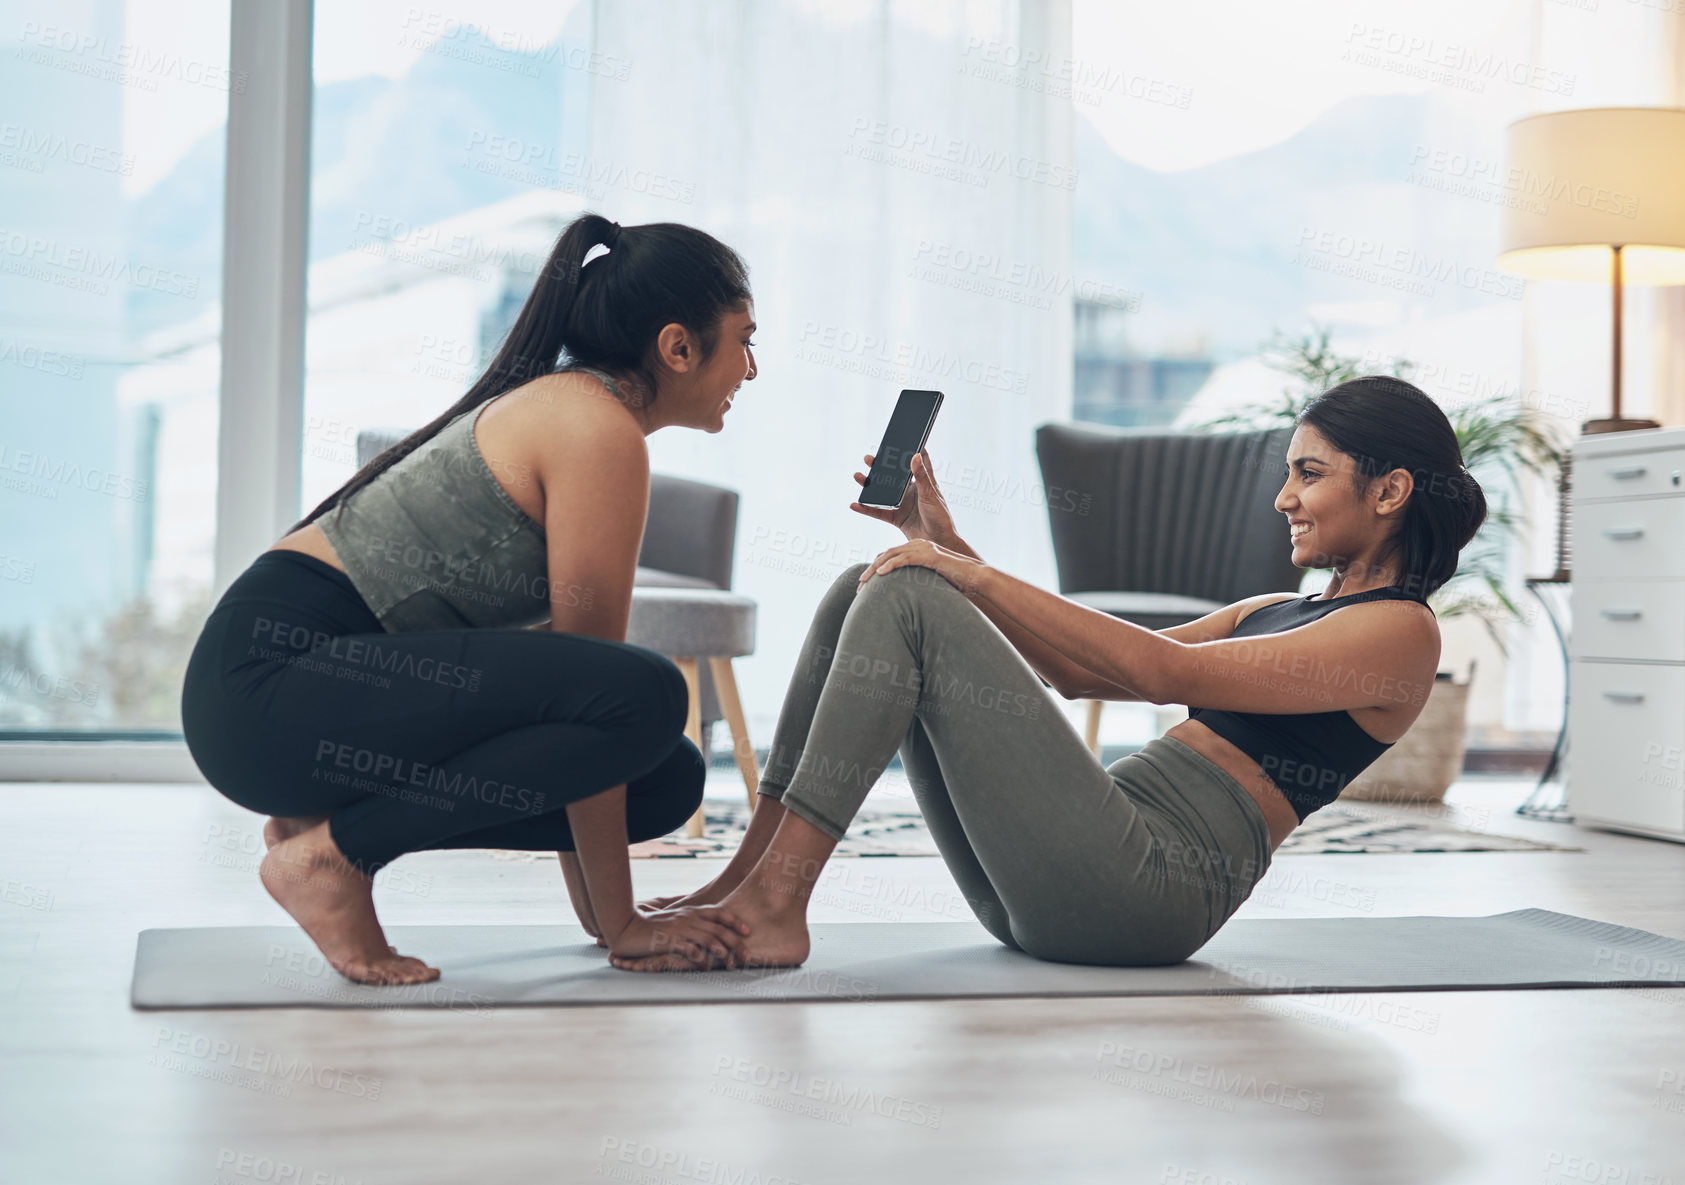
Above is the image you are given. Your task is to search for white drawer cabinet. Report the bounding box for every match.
[1571,498,1685,584]
[1570,581,1685,664]
[1567,662,1685,835]
[1569,425,1685,843]
[1571,445,1685,500]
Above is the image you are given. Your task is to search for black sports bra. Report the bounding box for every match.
[1185,585,1434,822]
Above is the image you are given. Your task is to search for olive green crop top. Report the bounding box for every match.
[315,366,620,632]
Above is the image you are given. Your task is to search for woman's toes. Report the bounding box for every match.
[344,954,437,986]
[393,957,439,984]
[610,952,697,973]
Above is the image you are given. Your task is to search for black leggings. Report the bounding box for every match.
[179,549,704,874]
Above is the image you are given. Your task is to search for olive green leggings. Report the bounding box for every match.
[756,561,1274,966]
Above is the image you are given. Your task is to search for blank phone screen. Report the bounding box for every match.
[859,389,942,507]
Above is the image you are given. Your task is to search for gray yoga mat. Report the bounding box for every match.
[130,909,1685,1010]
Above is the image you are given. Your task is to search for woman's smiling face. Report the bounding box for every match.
[640,301,758,434]
[691,302,757,433]
[1275,425,1371,571]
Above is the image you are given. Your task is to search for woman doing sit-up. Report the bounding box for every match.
[628,376,1485,971]
[180,212,761,984]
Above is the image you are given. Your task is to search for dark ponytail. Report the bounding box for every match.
[1296,375,1488,602]
[286,211,752,535]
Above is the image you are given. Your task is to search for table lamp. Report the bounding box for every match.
[1496,106,1685,435]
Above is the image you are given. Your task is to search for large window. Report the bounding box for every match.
[299,2,1077,746]
[1062,0,1676,748]
[0,0,229,735]
[1070,1,1610,436]
[7,0,1671,759]
[299,1,596,524]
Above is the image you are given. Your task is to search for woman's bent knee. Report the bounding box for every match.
[613,648,690,739]
[629,736,707,841]
[822,562,871,613]
[854,562,967,609]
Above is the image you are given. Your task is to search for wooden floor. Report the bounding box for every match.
[1,772,1681,1185]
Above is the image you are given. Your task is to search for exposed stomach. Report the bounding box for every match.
[267,522,349,575]
[1163,717,1300,853]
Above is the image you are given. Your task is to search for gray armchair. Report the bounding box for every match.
[1033,421,1302,751]
[627,472,744,737]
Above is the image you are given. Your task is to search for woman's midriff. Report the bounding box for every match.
[1163,717,1300,853]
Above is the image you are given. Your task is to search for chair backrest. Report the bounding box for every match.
[353,428,739,589]
[641,473,738,590]
[1033,421,1301,604]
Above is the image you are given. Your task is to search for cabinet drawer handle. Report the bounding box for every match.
[1601,526,1645,540]
[1607,466,1648,480]
[1601,690,1646,703]
[1598,608,1642,620]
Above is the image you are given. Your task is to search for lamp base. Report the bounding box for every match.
[1580,416,1662,434]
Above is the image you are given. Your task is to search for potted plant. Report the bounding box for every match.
[1190,324,1573,803]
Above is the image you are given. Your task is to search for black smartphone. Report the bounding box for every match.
[858,389,944,508]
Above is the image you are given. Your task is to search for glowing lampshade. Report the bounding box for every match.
[1496,107,1685,431]
[1497,107,1685,283]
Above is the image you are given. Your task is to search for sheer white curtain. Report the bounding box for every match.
[587,0,1075,734]
[1652,5,1685,431]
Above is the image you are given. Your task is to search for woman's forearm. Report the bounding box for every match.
[557,850,601,933]
[564,784,637,939]
[971,559,1173,702]
[942,535,1152,700]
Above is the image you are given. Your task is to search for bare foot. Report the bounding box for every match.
[611,952,703,972]
[637,878,733,913]
[259,822,439,986]
[717,884,811,968]
[264,814,327,849]
[611,882,809,972]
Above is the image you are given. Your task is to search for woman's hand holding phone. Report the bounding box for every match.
[850,450,958,546]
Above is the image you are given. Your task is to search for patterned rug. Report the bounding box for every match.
[485,791,1582,862]
[1276,802,1583,854]
[627,801,938,858]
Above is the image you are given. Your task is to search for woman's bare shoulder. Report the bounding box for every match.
[1231,592,1305,630]
[1157,592,1301,645]
[510,369,635,419]
[470,373,646,520]
[491,372,646,454]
